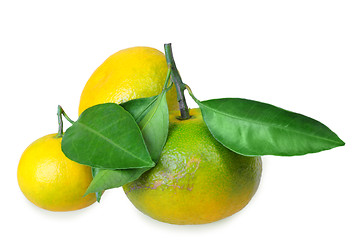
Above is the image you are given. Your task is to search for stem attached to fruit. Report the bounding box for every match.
[164,43,190,120]
[56,105,74,138]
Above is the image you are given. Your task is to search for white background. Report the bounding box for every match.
[1,1,354,239]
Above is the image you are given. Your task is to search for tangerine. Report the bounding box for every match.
[78,46,178,115]
[123,109,262,224]
[17,134,96,211]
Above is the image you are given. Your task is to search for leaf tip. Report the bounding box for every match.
[142,159,156,168]
[95,192,102,203]
[332,133,345,147]
[337,138,346,147]
[84,188,102,203]
[82,190,90,198]
[83,185,95,197]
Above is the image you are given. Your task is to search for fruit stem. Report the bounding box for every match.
[164,43,190,120]
[56,105,74,138]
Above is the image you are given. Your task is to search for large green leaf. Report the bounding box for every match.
[61,103,154,169]
[197,98,345,156]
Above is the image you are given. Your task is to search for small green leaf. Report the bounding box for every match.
[62,103,154,169]
[122,89,170,163]
[137,92,169,162]
[196,98,345,156]
[85,168,149,195]
[91,168,103,202]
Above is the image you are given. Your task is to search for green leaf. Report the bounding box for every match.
[122,91,170,163]
[137,92,169,162]
[85,89,170,194]
[91,167,103,202]
[61,103,154,169]
[121,95,158,123]
[85,168,149,195]
[197,98,345,156]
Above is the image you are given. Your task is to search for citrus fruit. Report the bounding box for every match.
[123,108,262,225]
[17,134,96,211]
[78,46,178,115]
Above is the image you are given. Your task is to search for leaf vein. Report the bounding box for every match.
[76,121,149,164]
